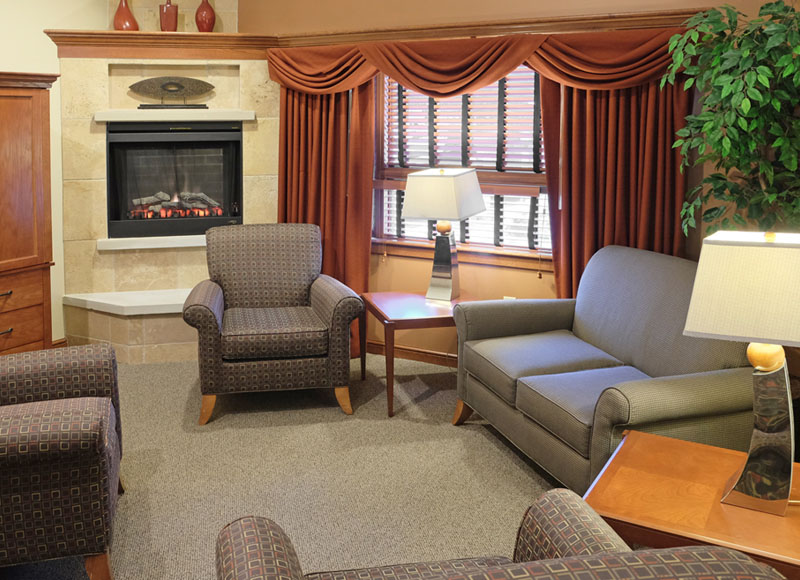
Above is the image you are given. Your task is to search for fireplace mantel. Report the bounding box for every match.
[95,109,256,123]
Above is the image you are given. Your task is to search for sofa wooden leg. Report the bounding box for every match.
[334,387,353,415]
[198,394,217,425]
[85,552,113,580]
[452,399,473,425]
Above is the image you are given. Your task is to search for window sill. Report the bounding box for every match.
[371,238,553,272]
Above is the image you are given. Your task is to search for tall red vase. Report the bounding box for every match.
[195,0,216,32]
[113,0,139,31]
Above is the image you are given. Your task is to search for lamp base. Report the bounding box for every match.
[721,361,795,516]
[425,232,460,302]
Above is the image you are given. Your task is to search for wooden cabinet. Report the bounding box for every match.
[0,73,58,355]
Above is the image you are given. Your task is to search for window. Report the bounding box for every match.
[374,66,551,252]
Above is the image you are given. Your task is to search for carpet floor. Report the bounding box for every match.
[4,355,555,580]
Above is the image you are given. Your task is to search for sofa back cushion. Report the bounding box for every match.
[207,223,322,309]
[572,246,747,377]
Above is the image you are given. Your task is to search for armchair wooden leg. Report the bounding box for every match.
[334,387,353,415]
[117,476,125,495]
[198,394,217,425]
[452,399,473,425]
[85,552,113,580]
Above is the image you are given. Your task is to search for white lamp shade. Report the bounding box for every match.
[402,167,486,221]
[684,231,800,347]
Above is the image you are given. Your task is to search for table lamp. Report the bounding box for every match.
[402,168,486,301]
[684,231,800,516]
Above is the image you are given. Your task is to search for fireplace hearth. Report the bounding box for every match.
[106,121,243,237]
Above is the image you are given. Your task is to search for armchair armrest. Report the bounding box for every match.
[513,489,630,562]
[590,367,754,478]
[0,343,121,451]
[0,397,116,467]
[183,279,224,334]
[310,275,364,387]
[453,299,576,343]
[217,516,304,580]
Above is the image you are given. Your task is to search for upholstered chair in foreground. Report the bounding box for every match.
[0,343,122,580]
[183,223,364,425]
[216,488,784,580]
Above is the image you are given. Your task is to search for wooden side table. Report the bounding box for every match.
[359,292,464,417]
[584,430,800,579]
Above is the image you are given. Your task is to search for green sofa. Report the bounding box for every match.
[453,245,754,493]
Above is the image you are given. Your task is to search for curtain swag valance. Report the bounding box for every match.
[266,28,683,96]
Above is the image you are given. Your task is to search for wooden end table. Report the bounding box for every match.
[584,430,800,579]
[359,292,465,417]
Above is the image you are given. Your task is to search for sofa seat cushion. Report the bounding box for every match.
[463,329,624,405]
[305,556,514,580]
[516,366,650,456]
[221,306,328,361]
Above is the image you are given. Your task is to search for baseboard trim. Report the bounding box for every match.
[366,340,458,368]
[51,338,68,348]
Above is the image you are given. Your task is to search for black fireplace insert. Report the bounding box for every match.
[106,121,243,237]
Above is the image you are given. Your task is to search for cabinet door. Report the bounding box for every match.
[0,87,51,272]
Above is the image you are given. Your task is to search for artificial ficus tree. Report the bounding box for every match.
[663,1,800,234]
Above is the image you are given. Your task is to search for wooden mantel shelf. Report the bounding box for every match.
[46,9,698,59]
[45,30,277,60]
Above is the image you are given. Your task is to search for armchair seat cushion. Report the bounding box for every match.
[516,366,650,456]
[305,556,513,580]
[222,307,329,361]
[463,330,623,405]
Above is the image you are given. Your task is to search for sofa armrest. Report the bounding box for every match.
[513,489,630,562]
[478,547,781,580]
[0,398,115,467]
[590,367,754,478]
[217,516,305,580]
[183,279,224,333]
[453,299,576,343]
[310,275,364,387]
[0,343,122,452]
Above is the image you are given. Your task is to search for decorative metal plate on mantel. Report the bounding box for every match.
[129,76,214,109]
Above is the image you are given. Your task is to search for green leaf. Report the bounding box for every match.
[746,86,763,101]
[766,32,786,51]
[733,213,747,226]
[741,96,752,114]
[745,70,757,86]
[684,77,695,90]
[758,74,771,87]
[738,116,749,130]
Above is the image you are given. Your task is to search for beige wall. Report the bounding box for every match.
[107,0,237,32]
[0,0,108,342]
[239,0,764,35]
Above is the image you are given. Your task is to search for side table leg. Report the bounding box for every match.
[359,309,367,380]
[385,322,395,417]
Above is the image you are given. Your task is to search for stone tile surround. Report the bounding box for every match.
[59,51,280,361]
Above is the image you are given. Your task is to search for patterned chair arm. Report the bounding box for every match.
[0,343,121,451]
[310,275,364,387]
[480,546,783,580]
[217,516,305,580]
[183,279,225,333]
[513,489,630,562]
[0,398,115,467]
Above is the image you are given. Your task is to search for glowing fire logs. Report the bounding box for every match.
[127,191,223,219]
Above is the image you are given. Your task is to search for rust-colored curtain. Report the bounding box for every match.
[529,29,689,297]
[269,46,377,356]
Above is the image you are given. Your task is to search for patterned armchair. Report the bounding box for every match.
[183,224,364,425]
[217,489,785,580]
[0,343,122,580]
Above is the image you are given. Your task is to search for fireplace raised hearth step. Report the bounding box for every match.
[63,288,191,316]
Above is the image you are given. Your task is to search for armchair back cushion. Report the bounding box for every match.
[572,246,747,377]
[207,223,322,309]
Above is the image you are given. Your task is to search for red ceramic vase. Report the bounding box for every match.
[160,0,178,32]
[114,0,139,31]
[195,0,216,32]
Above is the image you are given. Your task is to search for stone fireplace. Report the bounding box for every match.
[57,55,279,363]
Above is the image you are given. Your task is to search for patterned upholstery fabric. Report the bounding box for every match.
[222,307,328,360]
[207,223,322,309]
[513,488,630,562]
[216,490,785,580]
[0,345,121,568]
[184,224,365,400]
